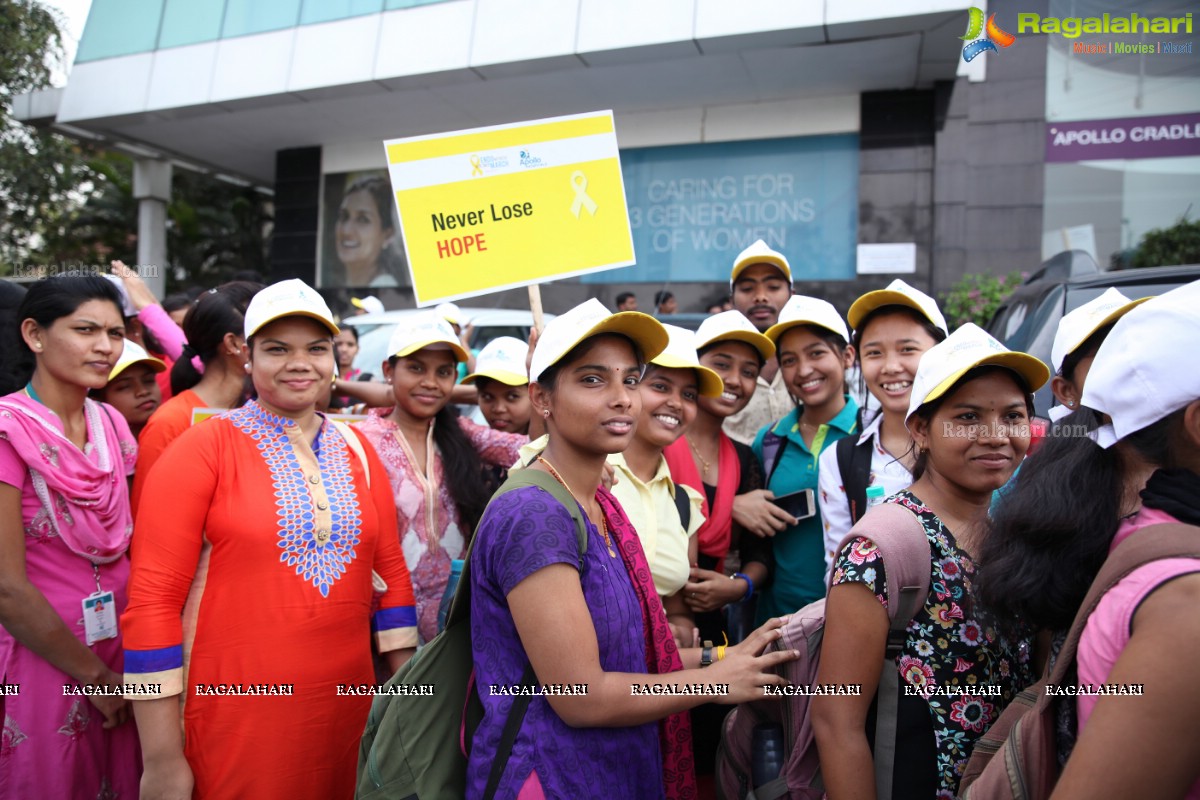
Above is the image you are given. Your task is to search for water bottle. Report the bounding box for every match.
[436,559,465,633]
[751,722,785,788]
[865,484,886,509]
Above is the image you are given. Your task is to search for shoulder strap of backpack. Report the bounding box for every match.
[1048,522,1200,688]
[467,469,590,798]
[761,428,787,485]
[836,433,874,525]
[673,481,691,531]
[830,501,931,800]
[447,469,590,630]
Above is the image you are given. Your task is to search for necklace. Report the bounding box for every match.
[537,456,616,558]
[686,436,712,477]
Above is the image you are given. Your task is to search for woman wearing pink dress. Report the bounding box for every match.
[0,275,141,799]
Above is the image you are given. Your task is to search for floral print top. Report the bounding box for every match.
[831,491,1034,797]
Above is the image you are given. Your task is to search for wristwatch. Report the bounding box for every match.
[700,640,714,668]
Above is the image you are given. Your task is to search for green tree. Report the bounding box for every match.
[1113,215,1200,270]
[0,0,99,273]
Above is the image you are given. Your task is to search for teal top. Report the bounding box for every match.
[752,396,859,621]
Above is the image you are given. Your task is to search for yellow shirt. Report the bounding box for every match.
[514,437,705,596]
[608,454,705,597]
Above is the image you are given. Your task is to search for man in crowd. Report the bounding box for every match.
[616,292,638,311]
[722,239,794,444]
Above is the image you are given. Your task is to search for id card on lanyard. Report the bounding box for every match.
[81,564,118,646]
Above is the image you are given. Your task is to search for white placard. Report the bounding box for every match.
[856,243,916,275]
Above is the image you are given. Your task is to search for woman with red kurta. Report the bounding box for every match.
[121,279,417,798]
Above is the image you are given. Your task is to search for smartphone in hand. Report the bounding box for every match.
[770,488,815,521]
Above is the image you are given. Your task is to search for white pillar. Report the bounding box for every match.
[133,158,172,298]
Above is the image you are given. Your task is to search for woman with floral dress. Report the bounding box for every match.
[353,314,528,643]
[811,324,1048,798]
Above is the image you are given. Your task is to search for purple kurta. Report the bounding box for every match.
[468,486,664,800]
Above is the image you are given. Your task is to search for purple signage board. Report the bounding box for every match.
[1046,112,1200,162]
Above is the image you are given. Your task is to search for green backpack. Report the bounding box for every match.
[355,468,587,800]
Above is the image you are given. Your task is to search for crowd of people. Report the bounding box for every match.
[0,239,1196,799]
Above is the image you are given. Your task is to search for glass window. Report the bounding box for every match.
[300,0,384,25]
[384,0,453,9]
[158,0,224,49]
[222,0,302,38]
[75,0,165,62]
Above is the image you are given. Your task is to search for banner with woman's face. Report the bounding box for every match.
[319,170,410,289]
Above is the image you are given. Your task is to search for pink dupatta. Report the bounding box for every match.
[0,392,132,563]
[597,487,697,800]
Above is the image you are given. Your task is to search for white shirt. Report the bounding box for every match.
[817,411,914,580]
[722,369,791,446]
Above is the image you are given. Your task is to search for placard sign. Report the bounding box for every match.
[382,111,636,306]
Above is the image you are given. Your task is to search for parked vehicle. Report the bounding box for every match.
[346,307,554,376]
[987,250,1200,415]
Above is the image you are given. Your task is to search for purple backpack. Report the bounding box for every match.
[715,502,931,800]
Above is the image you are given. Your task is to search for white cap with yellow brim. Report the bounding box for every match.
[350,295,385,316]
[1050,287,1151,376]
[694,310,776,362]
[650,325,724,398]
[847,278,948,335]
[529,299,668,383]
[1082,279,1200,449]
[386,312,469,362]
[905,323,1049,425]
[435,302,465,327]
[109,338,165,382]
[461,336,529,386]
[765,295,850,345]
[730,239,792,288]
[244,279,338,339]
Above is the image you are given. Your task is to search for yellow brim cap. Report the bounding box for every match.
[461,368,528,386]
[109,356,167,381]
[920,352,1050,410]
[649,354,724,397]
[392,339,469,363]
[847,286,948,335]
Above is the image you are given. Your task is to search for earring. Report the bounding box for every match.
[542,409,550,418]
[1067,401,1075,408]
[244,362,252,373]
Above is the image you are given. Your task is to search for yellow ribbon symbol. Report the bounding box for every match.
[569,170,598,218]
[470,155,482,177]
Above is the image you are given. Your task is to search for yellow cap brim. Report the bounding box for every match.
[701,329,776,362]
[848,290,932,332]
[649,356,725,398]
[461,368,528,386]
[731,257,791,285]
[581,311,670,364]
[350,297,365,309]
[764,318,843,346]
[923,353,1051,407]
[248,311,340,338]
[109,356,167,381]
[393,339,469,363]
[1068,297,1154,360]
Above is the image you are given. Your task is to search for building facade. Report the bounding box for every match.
[16,0,1199,315]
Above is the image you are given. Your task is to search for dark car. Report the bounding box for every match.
[987,250,1200,416]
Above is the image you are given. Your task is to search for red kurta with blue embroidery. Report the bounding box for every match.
[122,401,416,798]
